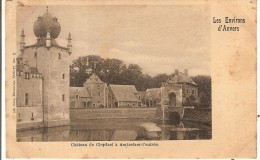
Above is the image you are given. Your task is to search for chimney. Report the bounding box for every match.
[184,69,188,76]
[175,69,179,75]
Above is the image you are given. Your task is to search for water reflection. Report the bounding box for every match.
[17,119,211,142]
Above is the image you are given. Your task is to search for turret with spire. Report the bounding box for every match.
[20,29,25,52]
[67,32,72,54]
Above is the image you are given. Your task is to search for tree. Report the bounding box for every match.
[70,55,103,86]
[191,75,211,106]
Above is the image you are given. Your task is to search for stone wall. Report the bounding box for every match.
[183,108,211,125]
[70,108,158,120]
[17,106,43,129]
[22,46,70,127]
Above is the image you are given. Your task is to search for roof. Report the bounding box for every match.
[17,53,23,59]
[138,91,146,100]
[70,87,91,97]
[145,88,161,100]
[167,72,197,85]
[17,64,39,74]
[85,73,104,84]
[110,85,139,102]
[25,39,68,50]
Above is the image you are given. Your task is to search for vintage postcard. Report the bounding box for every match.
[5,0,256,159]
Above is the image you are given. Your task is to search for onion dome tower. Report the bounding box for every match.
[33,6,61,42]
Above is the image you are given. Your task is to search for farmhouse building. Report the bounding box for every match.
[69,74,141,108]
[108,85,141,107]
[69,73,109,108]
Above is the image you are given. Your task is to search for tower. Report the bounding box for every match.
[18,7,72,127]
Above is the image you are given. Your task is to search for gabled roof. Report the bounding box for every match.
[69,87,91,98]
[85,73,104,84]
[145,88,161,100]
[110,85,139,102]
[17,64,39,74]
[17,53,23,59]
[167,72,197,85]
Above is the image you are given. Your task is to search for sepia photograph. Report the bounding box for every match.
[16,5,211,142]
[4,0,257,158]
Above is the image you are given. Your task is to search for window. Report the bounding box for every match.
[76,94,79,100]
[62,74,65,79]
[192,90,195,94]
[139,95,141,100]
[62,94,65,101]
[98,92,101,97]
[25,93,29,105]
[31,112,34,120]
[18,113,21,119]
[97,84,101,90]
[24,73,30,79]
[34,52,37,57]
[58,53,61,59]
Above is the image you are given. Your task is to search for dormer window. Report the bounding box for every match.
[58,53,61,59]
[24,72,30,79]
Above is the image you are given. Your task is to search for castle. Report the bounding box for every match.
[16,8,198,129]
[16,7,71,129]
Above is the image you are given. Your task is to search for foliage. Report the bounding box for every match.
[191,75,211,106]
[184,95,198,106]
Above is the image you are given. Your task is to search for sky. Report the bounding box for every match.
[17,5,211,76]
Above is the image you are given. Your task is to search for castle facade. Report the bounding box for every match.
[16,8,72,129]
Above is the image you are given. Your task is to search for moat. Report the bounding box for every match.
[17,119,211,141]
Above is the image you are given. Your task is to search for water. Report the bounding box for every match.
[17,119,211,142]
